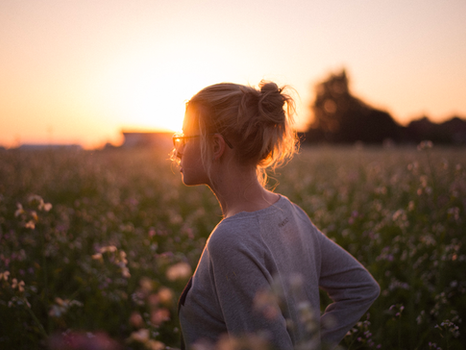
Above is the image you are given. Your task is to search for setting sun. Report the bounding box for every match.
[85,43,251,139]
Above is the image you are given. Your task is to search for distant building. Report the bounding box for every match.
[17,144,82,151]
[121,131,173,149]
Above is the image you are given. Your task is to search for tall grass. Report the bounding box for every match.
[0,144,464,349]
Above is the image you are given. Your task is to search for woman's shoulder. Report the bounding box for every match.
[208,216,259,248]
[207,196,301,243]
[206,208,274,259]
[205,225,253,264]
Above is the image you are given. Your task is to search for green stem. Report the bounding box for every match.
[40,227,50,334]
[23,297,48,338]
[398,321,401,349]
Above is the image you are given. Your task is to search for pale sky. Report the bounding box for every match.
[1,0,465,148]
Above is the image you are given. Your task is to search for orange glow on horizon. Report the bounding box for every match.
[1,1,465,149]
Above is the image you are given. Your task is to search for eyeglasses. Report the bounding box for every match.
[172,133,233,150]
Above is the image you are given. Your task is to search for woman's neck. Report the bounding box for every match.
[210,166,279,219]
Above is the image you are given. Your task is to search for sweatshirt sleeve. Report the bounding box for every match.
[317,231,380,346]
[206,228,294,350]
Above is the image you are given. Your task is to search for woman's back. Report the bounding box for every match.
[179,195,379,348]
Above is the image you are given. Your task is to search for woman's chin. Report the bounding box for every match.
[181,176,203,187]
[181,175,193,186]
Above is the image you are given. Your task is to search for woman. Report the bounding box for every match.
[173,81,379,349]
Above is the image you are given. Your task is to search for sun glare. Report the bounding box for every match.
[96,63,187,133]
[91,48,236,135]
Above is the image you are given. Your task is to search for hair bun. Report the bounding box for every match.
[257,81,287,120]
[259,81,282,95]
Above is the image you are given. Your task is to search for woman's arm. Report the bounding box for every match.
[318,232,380,346]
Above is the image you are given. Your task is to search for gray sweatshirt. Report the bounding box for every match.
[179,195,380,349]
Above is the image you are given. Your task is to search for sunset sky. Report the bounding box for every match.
[1,0,465,149]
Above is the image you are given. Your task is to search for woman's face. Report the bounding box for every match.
[177,113,209,186]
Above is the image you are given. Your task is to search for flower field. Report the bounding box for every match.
[0,144,465,349]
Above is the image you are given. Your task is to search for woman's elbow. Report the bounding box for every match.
[368,278,381,303]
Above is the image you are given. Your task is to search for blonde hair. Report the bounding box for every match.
[182,81,298,185]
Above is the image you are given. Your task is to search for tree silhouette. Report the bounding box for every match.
[306,70,403,144]
[406,116,466,145]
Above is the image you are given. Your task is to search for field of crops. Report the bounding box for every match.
[1,144,465,349]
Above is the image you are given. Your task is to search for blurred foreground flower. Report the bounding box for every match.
[47,330,121,350]
[129,311,144,328]
[150,308,170,326]
[139,277,154,293]
[127,329,165,350]
[0,271,10,281]
[253,290,280,320]
[14,194,52,230]
[216,333,271,350]
[11,278,25,292]
[166,262,192,281]
[49,297,83,317]
[14,203,25,217]
[129,328,150,343]
[92,245,131,278]
[28,194,53,211]
[157,287,175,305]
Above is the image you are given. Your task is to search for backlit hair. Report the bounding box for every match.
[182,81,298,185]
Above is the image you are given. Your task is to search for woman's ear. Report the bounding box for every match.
[212,133,227,161]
